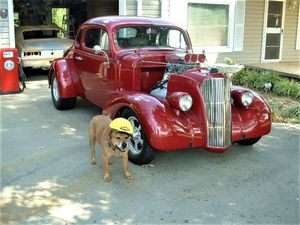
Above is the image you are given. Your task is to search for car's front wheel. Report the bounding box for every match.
[51,74,76,110]
[121,108,155,165]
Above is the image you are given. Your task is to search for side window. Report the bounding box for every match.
[85,28,109,51]
[75,29,82,46]
[167,30,187,49]
[100,31,109,51]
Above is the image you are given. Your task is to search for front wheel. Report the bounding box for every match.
[121,108,155,165]
[236,137,261,146]
[51,75,76,110]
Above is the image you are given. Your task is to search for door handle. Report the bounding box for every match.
[75,56,83,61]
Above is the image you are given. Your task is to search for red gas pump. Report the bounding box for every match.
[0,48,20,94]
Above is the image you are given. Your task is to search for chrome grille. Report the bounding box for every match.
[201,78,231,148]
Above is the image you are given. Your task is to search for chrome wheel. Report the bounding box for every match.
[51,74,76,110]
[121,108,155,165]
[128,116,144,155]
[52,77,59,102]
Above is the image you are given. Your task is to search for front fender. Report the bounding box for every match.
[104,92,204,151]
[49,58,80,99]
[231,87,272,142]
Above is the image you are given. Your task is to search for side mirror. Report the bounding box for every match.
[92,45,110,68]
[93,45,102,55]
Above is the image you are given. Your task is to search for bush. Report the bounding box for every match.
[283,103,300,119]
[232,69,300,99]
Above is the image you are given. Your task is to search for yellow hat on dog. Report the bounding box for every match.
[109,118,134,135]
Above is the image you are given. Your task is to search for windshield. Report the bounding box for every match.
[23,29,66,40]
[115,26,188,50]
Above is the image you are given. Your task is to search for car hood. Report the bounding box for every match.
[17,38,73,51]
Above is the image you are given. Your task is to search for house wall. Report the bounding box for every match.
[215,0,265,64]
[198,0,300,64]
[282,4,300,61]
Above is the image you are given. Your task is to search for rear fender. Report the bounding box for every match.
[49,58,78,99]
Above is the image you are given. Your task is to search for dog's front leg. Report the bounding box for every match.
[89,137,97,165]
[102,155,111,182]
[123,154,134,180]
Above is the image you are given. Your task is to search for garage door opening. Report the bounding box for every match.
[52,8,74,38]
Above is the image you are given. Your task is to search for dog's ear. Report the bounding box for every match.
[102,110,112,119]
[108,129,113,140]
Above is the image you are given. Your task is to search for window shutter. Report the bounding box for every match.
[142,0,161,18]
[296,6,300,50]
[233,0,245,51]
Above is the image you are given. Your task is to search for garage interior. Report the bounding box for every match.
[13,0,119,38]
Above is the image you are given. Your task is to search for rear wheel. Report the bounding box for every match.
[51,74,76,110]
[121,108,155,165]
[236,137,261,146]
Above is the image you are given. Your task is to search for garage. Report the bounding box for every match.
[0,0,164,48]
[13,0,119,39]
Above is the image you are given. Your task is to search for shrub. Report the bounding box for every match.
[232,69,300,99]
[283,103,300,119]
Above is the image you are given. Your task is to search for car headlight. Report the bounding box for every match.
[241,91,254,107]
[179,94,193,111]
[167,92,193,112]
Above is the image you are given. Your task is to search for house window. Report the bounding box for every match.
[187,3,229,47]
[169,0,244,53]
[187,1,235,53]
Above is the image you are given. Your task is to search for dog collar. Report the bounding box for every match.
[106,139,126,152]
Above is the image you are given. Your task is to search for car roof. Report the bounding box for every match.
[83,16,179,29]
[15,25,63,32]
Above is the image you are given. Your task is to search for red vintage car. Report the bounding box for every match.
[48,16,271,165]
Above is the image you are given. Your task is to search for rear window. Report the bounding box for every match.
[23,29,66,40]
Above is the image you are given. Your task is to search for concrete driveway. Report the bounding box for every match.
[1,74,299,225]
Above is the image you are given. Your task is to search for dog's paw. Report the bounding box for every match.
[125,172,134,180]
[90,159,97,165]
[104,174,112,182]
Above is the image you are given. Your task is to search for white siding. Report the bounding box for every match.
[199,0,299,64]
[215,0,265,64]
[282,4,300,61]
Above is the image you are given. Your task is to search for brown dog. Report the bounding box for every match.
[88,115,134,182]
